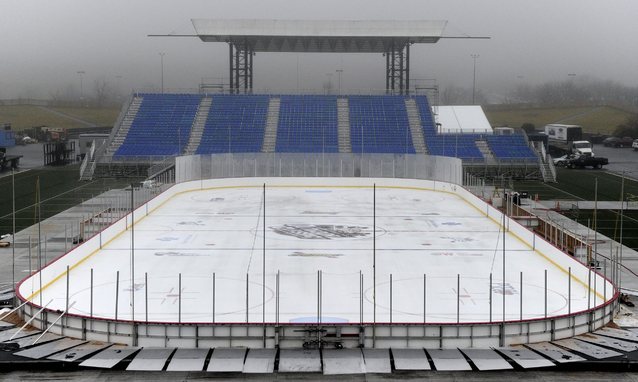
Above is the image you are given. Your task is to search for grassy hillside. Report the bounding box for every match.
[51,106,120,127]
[484,105,636,135]
[0,105,119,131]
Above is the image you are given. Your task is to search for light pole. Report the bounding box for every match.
[325,73,333,95]
[77,70,85,104]
[159,52,165,93]
[471,54,479,104]
[336,69,344,94]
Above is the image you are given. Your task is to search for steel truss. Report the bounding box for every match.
[385,42,411,95]
[229,41,254,93]
[226,40,416,94]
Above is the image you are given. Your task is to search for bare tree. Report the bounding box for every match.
[49,83,78,106]
[93,78,112,107]
[508,78,638,110]
[441,85,487,105]
[322,80,333,95]
[441,85,468,105]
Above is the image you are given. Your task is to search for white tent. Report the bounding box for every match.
[435,106,492,134]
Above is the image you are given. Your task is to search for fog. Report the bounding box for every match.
[1,0,637,100]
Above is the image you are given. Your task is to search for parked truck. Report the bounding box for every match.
[554,153,608,169]
[564,154,608,169]
[544,124,594,157]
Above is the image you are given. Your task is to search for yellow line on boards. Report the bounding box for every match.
[26,180,606,303]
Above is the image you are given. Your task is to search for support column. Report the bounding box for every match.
[390,41,396,92]
[235,43,240,93]
[229,42,254,94]
[249,47,254,89]
[243,39,249,92]
[399,44,404,94]
[229,44,234,91]
[385,53,389,93]
[384,41,410,95]
[405,43,410,95]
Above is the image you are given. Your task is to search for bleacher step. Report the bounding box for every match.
[185,97,213,155]
[405,98,428,154]
[475,139,496,163]
[104,96,143,157]
[337,98,351,153]
[262,97,280,153]
[106,94,201,159]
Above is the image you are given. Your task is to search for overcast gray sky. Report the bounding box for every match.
[1,0,637,99]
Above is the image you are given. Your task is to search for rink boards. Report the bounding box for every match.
[16,177,617,348]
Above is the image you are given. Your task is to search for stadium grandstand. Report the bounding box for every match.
[7,19,626,375]
[79,19,550,182]
[87,93,544,181]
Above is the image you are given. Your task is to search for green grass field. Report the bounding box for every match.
[0,166,142,234]
[4,102,634,135]
[513,169,638,201]
[561,209,638,250]
[484,105,635,134]
[0,105,119,131]
[50,106,120,127]
[2,164,636,251]
[513,169,638,250]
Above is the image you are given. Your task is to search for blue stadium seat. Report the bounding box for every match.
[426,134,484,160]
[486,135,538,160]
[349,96,415,154]
[414,96,438,137]
[111,92,536,163]
[414,96,479,159]
[196,95,269,154]
[115,93,201,158]
[276,95,338,153]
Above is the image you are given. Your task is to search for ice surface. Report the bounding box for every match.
[26,181,604,324]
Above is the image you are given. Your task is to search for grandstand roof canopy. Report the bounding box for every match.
[191,19,448,53]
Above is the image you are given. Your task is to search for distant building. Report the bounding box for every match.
[79,133,109,157]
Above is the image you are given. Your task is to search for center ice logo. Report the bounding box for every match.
[271,224,372,240]
[492,283,518,295]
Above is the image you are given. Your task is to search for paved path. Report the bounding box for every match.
[36,106,96,127]
[546,201,638,210]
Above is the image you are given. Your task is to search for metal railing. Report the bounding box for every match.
[547,153,557,181]
[19,302,617,349]
[175,153,463,185]
[16,175,618,349]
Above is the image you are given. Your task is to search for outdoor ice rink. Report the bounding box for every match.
[20,178,611,324]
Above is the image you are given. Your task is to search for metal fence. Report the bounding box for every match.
[176,153,463,185]
[20,265,617,325]
[13,176,618,349]
[17,264,617,349]
[2,183,169,292]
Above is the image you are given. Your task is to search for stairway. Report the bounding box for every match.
[539,161,554,183]
[539,154,557,182]
[404,98,428,154]
[184,97,212,155]
[337,98,352,153]
[105,96,143,158]
[261,97,280,153]
[475,139,496,163]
